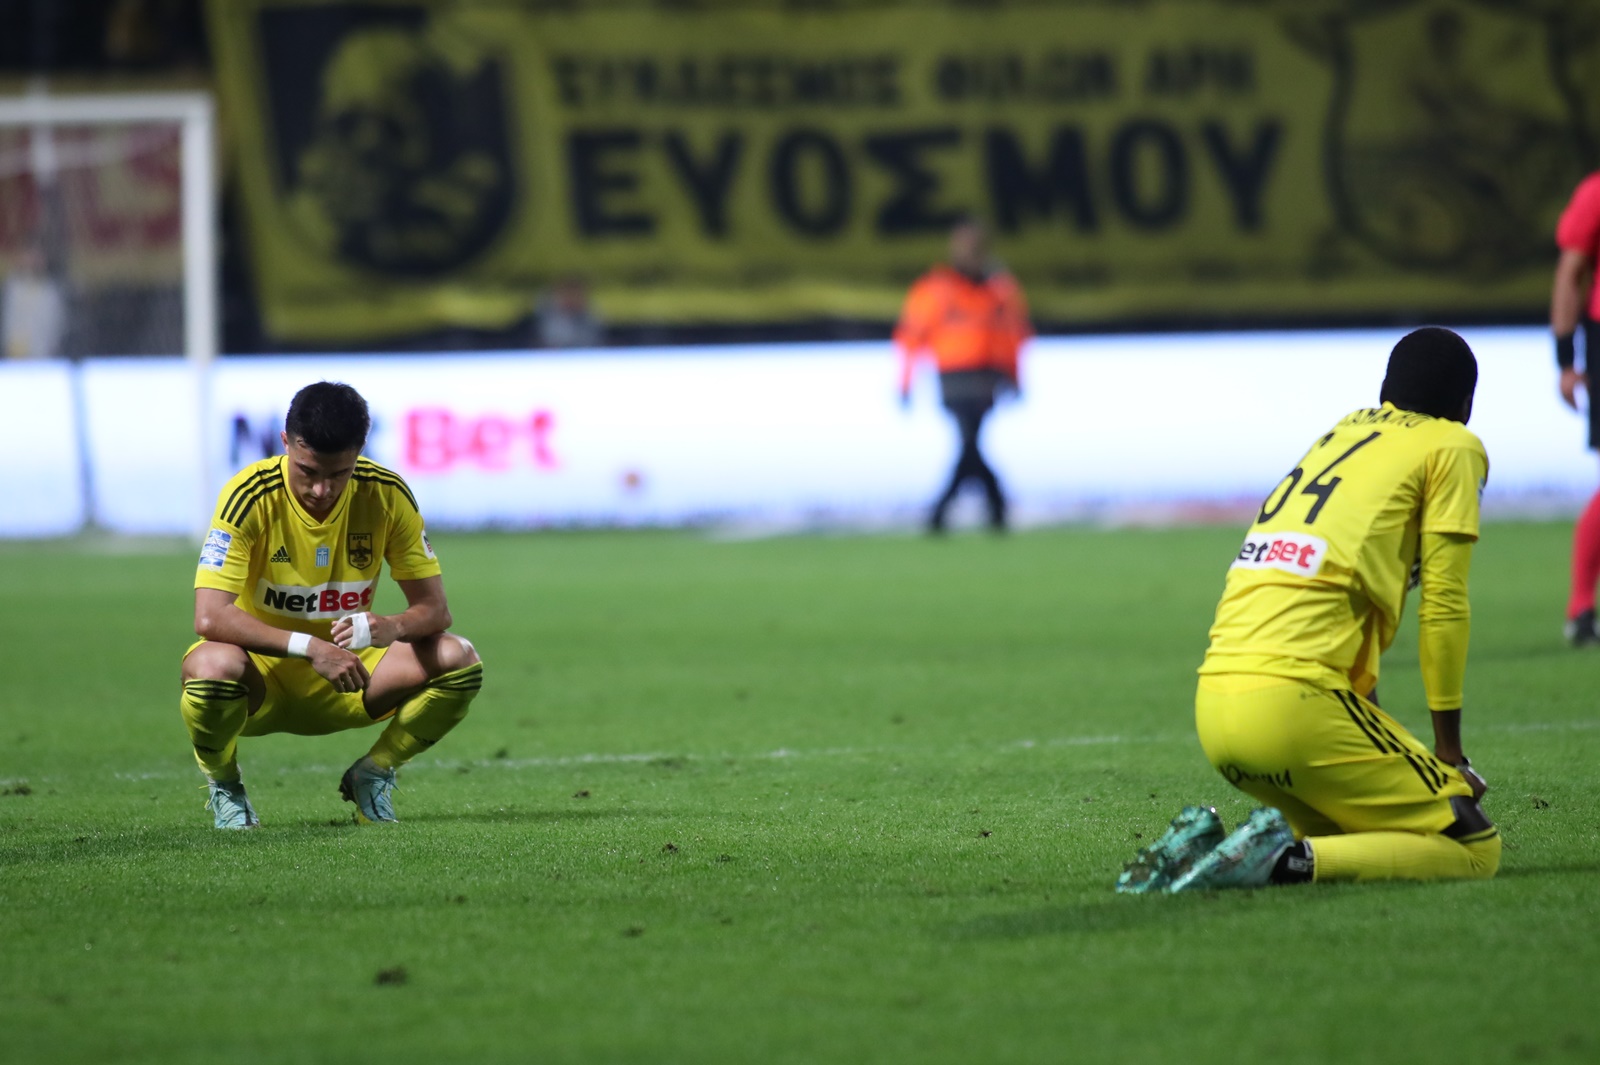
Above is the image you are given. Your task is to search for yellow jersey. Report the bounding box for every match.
[194,455,442,641]
[1200,403,1488,702]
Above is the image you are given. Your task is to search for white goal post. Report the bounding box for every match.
[0,90,217,367]
[0,90,218,534]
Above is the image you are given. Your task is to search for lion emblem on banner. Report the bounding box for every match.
[273,13,514,276]
[1277,0,1600,277]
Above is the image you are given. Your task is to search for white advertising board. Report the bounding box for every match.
[1,326,1590,538]
[78,361,206,534]
[0,362,84,536]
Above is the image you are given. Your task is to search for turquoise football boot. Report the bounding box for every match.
[1168,807,1295,892]
[205,778,260,830]
[339,758,399,823]
[1115,805,1226,894]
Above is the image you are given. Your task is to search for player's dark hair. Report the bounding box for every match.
[1379,327,1477,422]
[284,382,370,453]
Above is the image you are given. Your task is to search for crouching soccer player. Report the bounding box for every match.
[1118,327,1499,892]
[180,382,483,829]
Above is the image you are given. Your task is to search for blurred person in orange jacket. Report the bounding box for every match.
[895,217,1032,533]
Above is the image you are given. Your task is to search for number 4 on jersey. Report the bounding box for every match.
[1258,432,1382,525]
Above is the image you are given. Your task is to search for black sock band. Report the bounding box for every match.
[1270,840,1315,884]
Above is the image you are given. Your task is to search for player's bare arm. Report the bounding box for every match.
[331,575,453,650]
[1552,247,1592,409]
[1427,709,1488,801]
[194,587,371,694]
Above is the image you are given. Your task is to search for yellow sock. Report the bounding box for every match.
[366,662,483,770]
[179,679,249,782]
[1312,829,1500,882]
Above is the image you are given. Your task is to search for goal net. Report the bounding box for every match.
[0,92,215,363]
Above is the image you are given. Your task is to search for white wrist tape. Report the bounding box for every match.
[286,632,312,658]
[345,612,373,651]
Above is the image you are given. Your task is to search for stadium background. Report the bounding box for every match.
[2,0,1598,540]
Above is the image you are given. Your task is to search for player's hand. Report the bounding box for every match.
[1458,762,1488,801]
[1560,367,1586,410]
[331,612,400,650]
[308,639,371,693]
[1439,748,1488,801]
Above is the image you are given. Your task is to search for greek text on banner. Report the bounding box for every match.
[206,0,1598,340]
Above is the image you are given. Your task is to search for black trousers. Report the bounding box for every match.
[931,370,1007,529]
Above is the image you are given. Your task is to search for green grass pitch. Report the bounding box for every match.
[2,523,1597,1064]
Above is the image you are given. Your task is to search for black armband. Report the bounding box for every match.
[1557,333,1577,370]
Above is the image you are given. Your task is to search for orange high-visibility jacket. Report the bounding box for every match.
[894,265,1032,394]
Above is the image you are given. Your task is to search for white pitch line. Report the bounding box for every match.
[1488,719,1600,734]
[34,717,1597,789]
[97,734,1167,784]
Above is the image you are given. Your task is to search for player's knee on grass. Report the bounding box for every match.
[1458,832,1501,879]
[1444,795,1501,879]
[182,641,250,683]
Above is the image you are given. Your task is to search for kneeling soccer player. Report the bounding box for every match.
[1119,327,1499,892]
[180,382,483,829]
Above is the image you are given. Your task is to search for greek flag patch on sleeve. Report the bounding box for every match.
[199,528,232,571]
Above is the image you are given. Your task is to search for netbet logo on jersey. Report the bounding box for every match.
[256,579,377,619]
[1232,531,1328,578]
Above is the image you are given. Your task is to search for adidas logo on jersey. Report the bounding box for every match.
[269,545,291,563]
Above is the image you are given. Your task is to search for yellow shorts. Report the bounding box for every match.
[1195,673,1471,838]
[184,639,392,737]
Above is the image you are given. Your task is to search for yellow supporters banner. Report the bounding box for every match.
[207,0,1600,341]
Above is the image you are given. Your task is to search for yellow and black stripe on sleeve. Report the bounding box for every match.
[352,457,421,513]
[219,465,286,528]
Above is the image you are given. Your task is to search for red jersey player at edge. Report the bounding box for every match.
[895,217,1032,533]
[1551,170,1600,645]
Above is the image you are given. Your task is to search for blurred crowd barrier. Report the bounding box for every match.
[0,328,1587,538]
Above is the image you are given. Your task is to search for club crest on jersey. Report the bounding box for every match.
[1232,531,1328,578]
[347,533,373,569]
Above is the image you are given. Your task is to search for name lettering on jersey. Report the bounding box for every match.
[347,532,373,569]
[256,579,377,619]
[1341,407,1432,429]
[1232,531,1328,577]
[1222,764,1293,790]
[199,529,232,571]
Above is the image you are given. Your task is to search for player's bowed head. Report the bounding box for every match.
[280,381,372,522]
[1379,327,1479,426]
